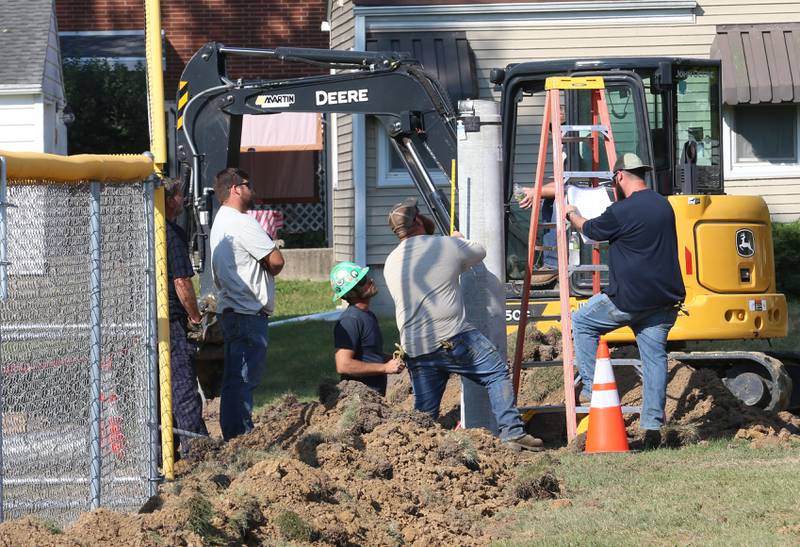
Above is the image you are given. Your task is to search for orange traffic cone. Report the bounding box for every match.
[585,339,629,453]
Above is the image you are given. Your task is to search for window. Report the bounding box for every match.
[734,105,797,163]
[724,104,800,178]
[376,130,449,187]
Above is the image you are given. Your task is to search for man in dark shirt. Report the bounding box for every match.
[165,178,208,457]
[564,153,685,446]
[331,262,404,395]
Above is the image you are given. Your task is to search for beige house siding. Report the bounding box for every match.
[330,0,356,261]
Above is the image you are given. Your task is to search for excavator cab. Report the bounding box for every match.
[500,59,723,293]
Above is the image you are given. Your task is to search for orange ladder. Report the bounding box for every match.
[510,76,618,442]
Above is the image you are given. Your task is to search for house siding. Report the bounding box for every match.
[0,95,43,151]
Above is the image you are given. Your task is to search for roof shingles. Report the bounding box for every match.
[0,0,54,90]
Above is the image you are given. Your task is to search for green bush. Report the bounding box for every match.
[62,60,149,154]
[773,221,800,298]
[281,230,327,248]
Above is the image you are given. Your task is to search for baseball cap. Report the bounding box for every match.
[388,197,419,236]
[612,152,652,173]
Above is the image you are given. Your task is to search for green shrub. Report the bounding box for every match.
[62,60,149,154]
[773,221,800,298]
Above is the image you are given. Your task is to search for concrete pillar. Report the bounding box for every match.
[457,99,507,434]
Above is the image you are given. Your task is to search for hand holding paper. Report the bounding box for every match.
[566,186,613,243]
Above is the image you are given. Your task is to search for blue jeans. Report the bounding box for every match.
[219,312,268,440]
[406,329,525,441]
[572,293,678,430]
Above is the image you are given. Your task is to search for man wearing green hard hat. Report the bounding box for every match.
[330,262,405,396]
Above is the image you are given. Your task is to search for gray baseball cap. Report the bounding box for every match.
[612,152,652,173]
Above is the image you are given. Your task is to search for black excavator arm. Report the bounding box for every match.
[175,42,458,271]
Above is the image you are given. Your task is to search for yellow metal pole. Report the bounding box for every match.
[154,186,174,480]
[144,0,167,172]
[450,159,456,235]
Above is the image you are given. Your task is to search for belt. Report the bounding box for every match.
[221,308,269,318]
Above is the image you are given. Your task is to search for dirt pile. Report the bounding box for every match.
[511,327,800,446]
[0,382,561,546]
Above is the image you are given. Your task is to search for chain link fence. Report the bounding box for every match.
[0,154,158,525]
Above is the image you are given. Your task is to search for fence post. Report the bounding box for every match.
[0,156,8,302]
[144,177,161,497]
[89,182,103,510]
[0,155,5,521]
[154,185,175,480]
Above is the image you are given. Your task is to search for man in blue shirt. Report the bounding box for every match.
[564,153,685,448]
[331,262,405,395]
[164,178,208,457]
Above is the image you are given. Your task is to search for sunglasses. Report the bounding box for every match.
[236,181,251,188]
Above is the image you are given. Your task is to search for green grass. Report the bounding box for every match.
[254,316,398,408]
[271,280,337,322]
[501,441,800,546]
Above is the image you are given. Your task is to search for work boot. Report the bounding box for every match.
[578,392,591,406]
[630,429,662,451]
[531,266,558,287]
[504,434,544,452]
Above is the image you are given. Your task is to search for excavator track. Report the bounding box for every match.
[669,351,797,412]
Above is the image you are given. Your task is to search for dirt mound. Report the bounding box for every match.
[512,328,800,446]
[1,381,561,546]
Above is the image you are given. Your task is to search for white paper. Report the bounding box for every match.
[566,186,613,243]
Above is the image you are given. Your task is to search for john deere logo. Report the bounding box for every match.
[736,229,755,257]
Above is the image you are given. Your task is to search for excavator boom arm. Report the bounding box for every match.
[175,42,459,270]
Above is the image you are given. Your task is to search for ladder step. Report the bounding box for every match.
[527,315,562,322]
[561,124,610,134]
[562,135,595,143]
[530,289,560,298]
[563,171,614,181]
[534,245,557,251]
[568,264,609,273]
[519,404,642,415]
[522,359,563,368]
[520,358,641,370]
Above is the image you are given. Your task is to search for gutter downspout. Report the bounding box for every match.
[353,14,367,265]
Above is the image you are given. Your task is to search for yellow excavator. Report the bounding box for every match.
[495,58,796,411]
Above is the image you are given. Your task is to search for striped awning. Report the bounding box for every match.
[711,24,800,105]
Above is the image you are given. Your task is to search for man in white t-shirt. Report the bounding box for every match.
[383,198,543,452]
[210,167,284,440]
